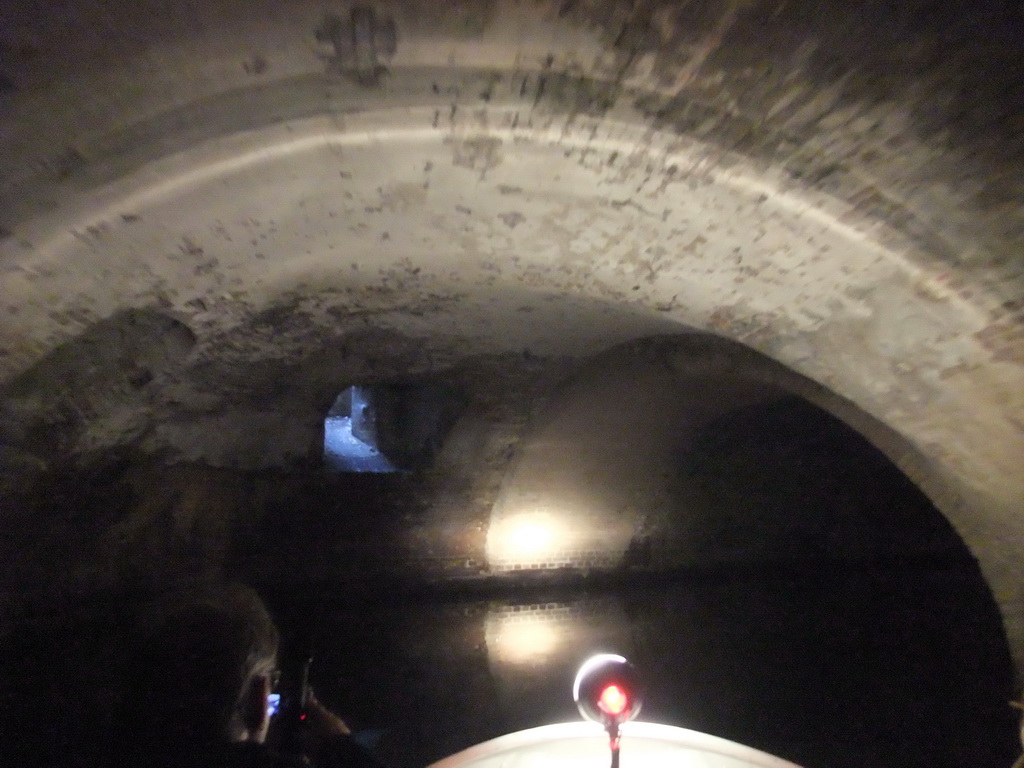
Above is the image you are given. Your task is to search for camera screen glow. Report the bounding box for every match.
[267,693,281,717]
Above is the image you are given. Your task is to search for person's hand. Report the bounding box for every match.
[299,693,384,768]
[305,693,352,739]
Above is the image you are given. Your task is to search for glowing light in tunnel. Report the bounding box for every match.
[599,684,628,716]
[573,654,627,704]
[507,519,552,557]
[487,512,568,567]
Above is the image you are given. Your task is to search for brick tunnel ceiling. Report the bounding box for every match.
[1,0,1023,669]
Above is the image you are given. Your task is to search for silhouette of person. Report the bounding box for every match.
[117,582,381,768]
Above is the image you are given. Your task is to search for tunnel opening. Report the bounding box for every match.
[324,386,398,473]
[323,381,467,474]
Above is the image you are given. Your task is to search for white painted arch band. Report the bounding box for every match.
[427,721,804,768]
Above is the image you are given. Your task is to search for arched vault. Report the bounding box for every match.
[1,0,1023,668]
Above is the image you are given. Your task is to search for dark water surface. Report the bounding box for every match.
[272,561,1018,768]
[0,557,1017,768]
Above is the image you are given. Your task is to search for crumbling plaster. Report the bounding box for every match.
[1,0,1022,666]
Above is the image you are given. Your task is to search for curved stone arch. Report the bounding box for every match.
[0,0,1021,668]
[484,333,981,563]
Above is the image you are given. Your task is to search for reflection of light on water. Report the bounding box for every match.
[490,620,561,665]
[485,604,575,666]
